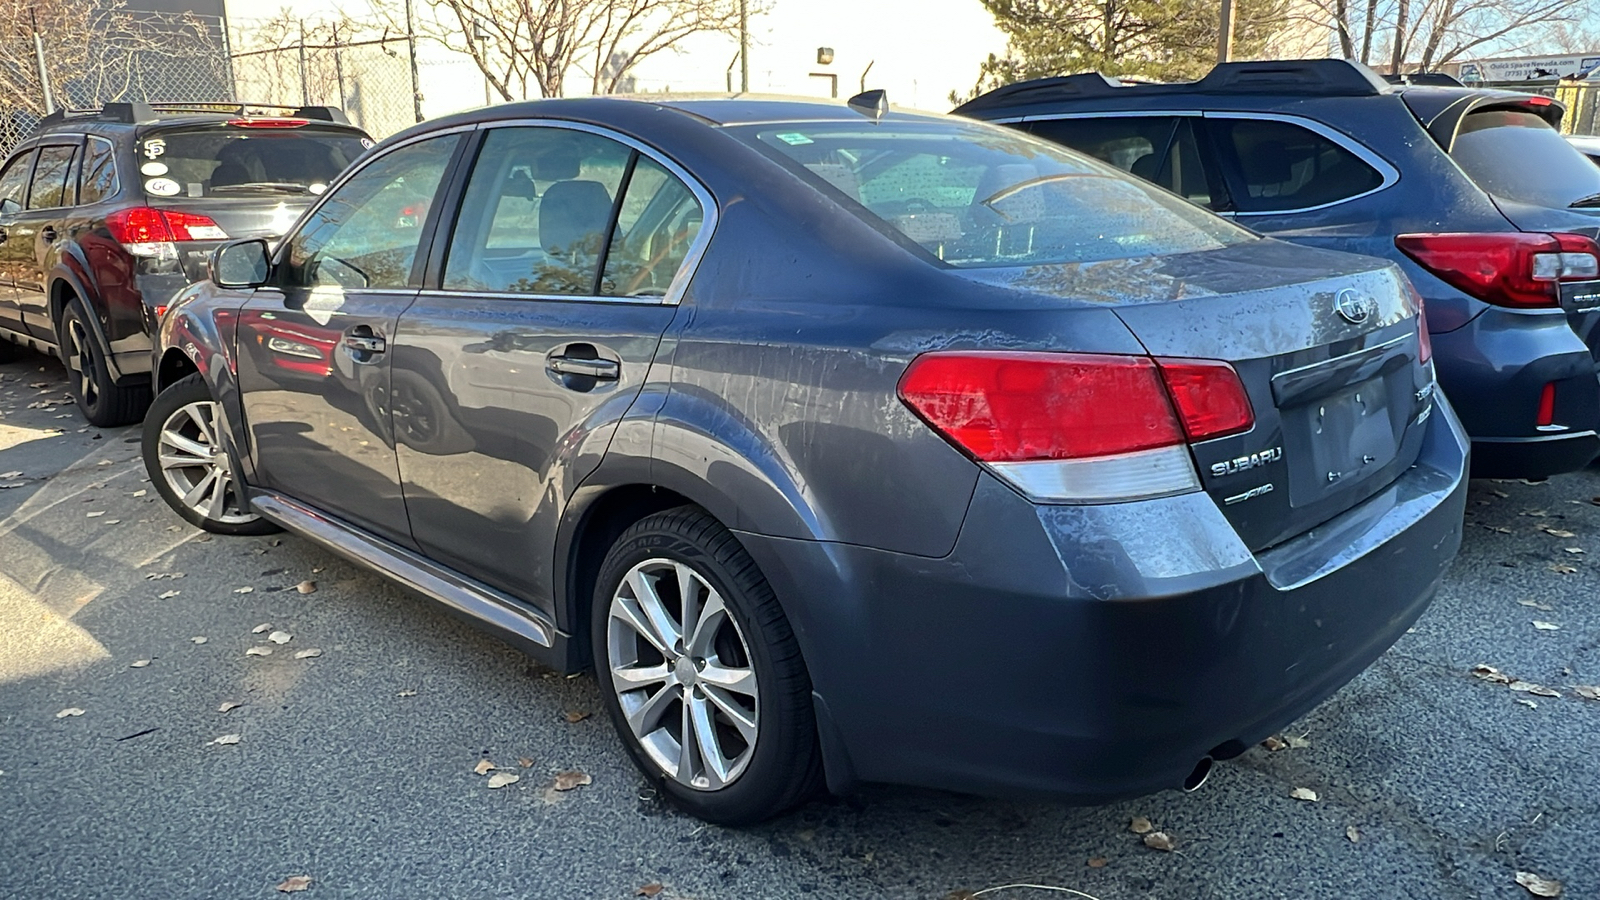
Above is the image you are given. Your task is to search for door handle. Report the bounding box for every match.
[40,226,56,243]
[343,334,386,354]
[547,356,619,379]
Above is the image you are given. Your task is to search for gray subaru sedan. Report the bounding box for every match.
[142,94,1468,824]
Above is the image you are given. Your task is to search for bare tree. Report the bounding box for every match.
[1293,0,1590,71]
[420,0,745,100]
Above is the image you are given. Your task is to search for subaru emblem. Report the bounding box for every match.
[1335,288,1373,325]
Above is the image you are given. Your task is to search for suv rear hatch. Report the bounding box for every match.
[124,119,370,283]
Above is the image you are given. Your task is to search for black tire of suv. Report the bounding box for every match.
[592,505,823,825]
[142,373,280,536]
[58,298,149,427]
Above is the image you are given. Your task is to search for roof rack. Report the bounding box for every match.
[955,59,1392,115]
[1383,72,1464,87]
[33,101,349,132]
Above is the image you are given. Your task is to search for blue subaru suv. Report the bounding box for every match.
[958,59,1600,477]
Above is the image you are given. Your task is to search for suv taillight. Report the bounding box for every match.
[105,207,229,257]
[896,351,1253,502]
[1395,232,1600,309]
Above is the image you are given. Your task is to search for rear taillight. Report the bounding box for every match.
[1395,232,1600,309]
[105,207,228,258]
[897,351,1254,502]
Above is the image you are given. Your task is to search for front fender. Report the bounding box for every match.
[159,284,255,483]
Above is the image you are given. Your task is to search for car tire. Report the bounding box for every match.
[592,505,823,825]
[58,298,149,427]
[142,372,280,536]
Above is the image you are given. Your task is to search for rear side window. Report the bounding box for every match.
[138,126,369,199]
[1450,109,1600,209]
[78,137,118,204]
[1027,116,1216,208]
[27,144,78,209]
[734,120,1252,269]
[1211,119,1384,213]
[0,150,35,215]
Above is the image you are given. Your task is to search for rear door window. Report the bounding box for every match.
[1027,116,1218,208]
[1450,108,1600,209]
[1210,118,1384,213]
[138,126,369,199]
[0,150,35,215]
[77,137,119,205]
[27,144,79,210]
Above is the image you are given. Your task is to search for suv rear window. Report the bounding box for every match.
[1449,108,1600,209]
[137,125,369,199]
[733,120,1252,269]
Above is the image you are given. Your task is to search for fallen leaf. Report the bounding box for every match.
[245,647,273,657]
[1517,698,1538,709]
[209,733,241,745]
[1523,509,1548,517]
[637,885,664,897]
[267,631,292,645]
[1518,599,1555,611]
[131,489,147,498]
[1142,831,1175,852]
[1509,680,1561,698]
[1286,734,1311,749]
[473,759,496,775]
[563,710,590,723]
[0,470,20,479]
[397,690,417,697]
[159,590,180,599]
[191,636,207,644]
[96,459,111,467]
[1541,527,1575,538]
[1086,857,1108,868]
[296,581,317,594]
[1572,685,1600,701]
[1533,621,1562,631]
[1129,816,1153,834]
[1472,664,1512,684]
[1346,825,1360,843]
[234,586,254,594]
[553,770,592,791]
[218,701,241,713]
[129,659,150,668]
[251,623,271,634]
[1290,787,1320,802]
[293,648,322,659]
[85,511,104,518]
[517,757,534,768]
[275,875,312,893]
[1563,547,1584,555]
[1549,564,1578,575]
[56,707,85,718]
[487,772,520,789]
[1515,871,1564,897]
[1261,735,1288,751]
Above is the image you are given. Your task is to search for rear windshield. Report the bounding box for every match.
[1450,109,1600,209]
[731,120,1253,268]
[136,125,370,199]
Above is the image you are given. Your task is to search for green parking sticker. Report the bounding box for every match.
[775,132,813,145]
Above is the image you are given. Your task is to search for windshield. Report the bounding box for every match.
[1450,109,1600,209]
[137,125,370,199]
[732,119,1254,268]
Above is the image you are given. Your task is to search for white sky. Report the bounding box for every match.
[224,0,1006,116]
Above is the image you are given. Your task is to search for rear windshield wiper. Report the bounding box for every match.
[1569,192,1600,209]
[208,182,313,195]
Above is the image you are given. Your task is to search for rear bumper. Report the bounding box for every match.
[738,397,1469,801]
[1431,307,1600,477]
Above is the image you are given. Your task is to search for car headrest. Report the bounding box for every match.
[540,180,613,257]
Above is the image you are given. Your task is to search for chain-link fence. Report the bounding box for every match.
[228,30,421,141]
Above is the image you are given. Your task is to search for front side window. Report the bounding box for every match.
[1450,108,1600,209]
[78,137,119,205]
[733,119,1251,268]
[1211,119,1384,213]
[27,144,79,210]
[282,134,460,290]
[443,127,631,295]
[0,150,35,215]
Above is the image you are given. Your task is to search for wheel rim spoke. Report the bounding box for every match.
[703,684,758,743]
[160,430,213,460]
[180,467,219,509]
[612,662,672,688]
[685,589,728,659]
[627,567,683,652]
[688,691,729,787]
[626,681,681,739]
[611,597,673,657]
[699,661,757,697]
[204,469,231,520]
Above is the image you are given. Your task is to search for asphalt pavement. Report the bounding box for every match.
[2,351,1597,900]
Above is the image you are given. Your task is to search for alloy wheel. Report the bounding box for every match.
[607,558,760,791]
[66,317,99,409]
[155,400,258,525]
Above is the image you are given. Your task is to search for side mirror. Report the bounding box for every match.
[211,238,271,289]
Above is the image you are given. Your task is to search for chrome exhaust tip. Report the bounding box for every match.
[1182,756,1214,792]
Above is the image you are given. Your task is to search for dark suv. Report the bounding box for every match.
[0,102,370,425]
[958,59,1600,477]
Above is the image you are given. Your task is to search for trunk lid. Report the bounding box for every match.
[962,239,1433,551]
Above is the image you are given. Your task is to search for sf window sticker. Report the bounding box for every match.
[144,138,166,160]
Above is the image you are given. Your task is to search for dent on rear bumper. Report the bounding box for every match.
[736,398,1469,801]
